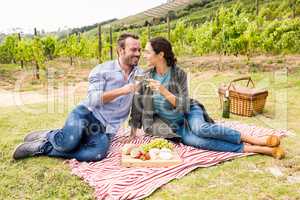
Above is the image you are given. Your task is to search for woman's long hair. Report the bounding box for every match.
[149,37,177,67]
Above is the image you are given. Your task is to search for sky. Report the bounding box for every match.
[0,0,166,34]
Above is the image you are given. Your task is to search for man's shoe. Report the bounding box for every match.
[13,139,48,160]
[24,130,50,142]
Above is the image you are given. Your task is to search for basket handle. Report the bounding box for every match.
[227,76,255,91]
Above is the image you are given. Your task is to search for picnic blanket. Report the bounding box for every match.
[66,121,289,200]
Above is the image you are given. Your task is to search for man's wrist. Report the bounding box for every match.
[121,84,133,95]
[120,85,129,95]
[119,86,126,95]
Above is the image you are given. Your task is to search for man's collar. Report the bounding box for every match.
[115,59,138,73]
[114,59,122,72]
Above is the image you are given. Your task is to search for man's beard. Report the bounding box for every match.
[125,55,140,67]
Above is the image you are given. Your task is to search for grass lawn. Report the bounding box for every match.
[1,68,299,199]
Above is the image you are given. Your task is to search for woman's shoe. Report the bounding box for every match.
[271,147,285,159]
[266,135,280,147]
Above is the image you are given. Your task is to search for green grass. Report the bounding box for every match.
[1,69,300,199]
[0,103,94,199]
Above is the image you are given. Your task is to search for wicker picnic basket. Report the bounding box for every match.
[218,77,268,117]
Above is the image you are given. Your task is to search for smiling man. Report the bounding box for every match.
[13,33,143,162]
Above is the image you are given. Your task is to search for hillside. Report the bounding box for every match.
[84,0,298,37]
[109,0,195,26]
[84,0,197,36]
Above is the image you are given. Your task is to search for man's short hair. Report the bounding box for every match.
[117,33,139,49]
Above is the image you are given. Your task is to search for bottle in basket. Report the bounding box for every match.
[222,90,230,118]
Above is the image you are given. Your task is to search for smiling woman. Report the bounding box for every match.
[130,37,286,159]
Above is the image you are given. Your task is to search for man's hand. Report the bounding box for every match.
[121,83,134,94]
[121,83,137,95]
[102,83,137,104]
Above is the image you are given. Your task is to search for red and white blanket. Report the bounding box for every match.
[67,121,289,200]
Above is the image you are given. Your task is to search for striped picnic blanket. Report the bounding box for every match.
[67,121,289,200]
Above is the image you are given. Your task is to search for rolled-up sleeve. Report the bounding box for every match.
[86,66,106,108]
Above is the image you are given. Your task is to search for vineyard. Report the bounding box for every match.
[1,1,300,199]
[0,0,299,80]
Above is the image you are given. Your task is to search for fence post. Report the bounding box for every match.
[18,33,24,69]
[167,13,171,40]
[256,0,259,16]
[292,0,296,18]
[147,23,151,41]
[34,28,40,80]
[97,24,102,63]
[110,26,113,60]
[77,31,81,43]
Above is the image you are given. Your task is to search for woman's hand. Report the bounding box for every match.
[130,127,137,139]
[148,79,177,107]
[147,79,164,93]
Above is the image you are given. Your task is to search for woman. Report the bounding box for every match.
[129,37,285,159]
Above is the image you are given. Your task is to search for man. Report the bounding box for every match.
[13,33,142,162]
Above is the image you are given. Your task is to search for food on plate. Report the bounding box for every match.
[160,148,172,153]
[139,152,151,161]
[122,144,138,155]
[122,139,175,161]
[130,147,143,159]
[159,151,173,160]
[141,138,173,153]
[149,148,160,160]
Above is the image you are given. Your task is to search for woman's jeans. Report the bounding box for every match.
[42,105,110,162]
[176,104,244,153]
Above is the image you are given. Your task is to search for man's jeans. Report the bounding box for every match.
[177,104,244,153]
[42,105,110,162]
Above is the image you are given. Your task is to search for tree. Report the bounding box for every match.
[32,36,45,79]
[15,38,34,67]
[0,35,18,64]
[42,36,58,60]
[61,34,80,65]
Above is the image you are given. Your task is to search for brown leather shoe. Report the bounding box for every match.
[272,147,285,159]
[266,135,280,147]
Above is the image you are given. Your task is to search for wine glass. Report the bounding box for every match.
[133,74,145,94]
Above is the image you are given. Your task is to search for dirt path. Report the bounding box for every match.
[0,82,88,107]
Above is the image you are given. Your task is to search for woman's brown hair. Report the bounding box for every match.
[149,37,177,67]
